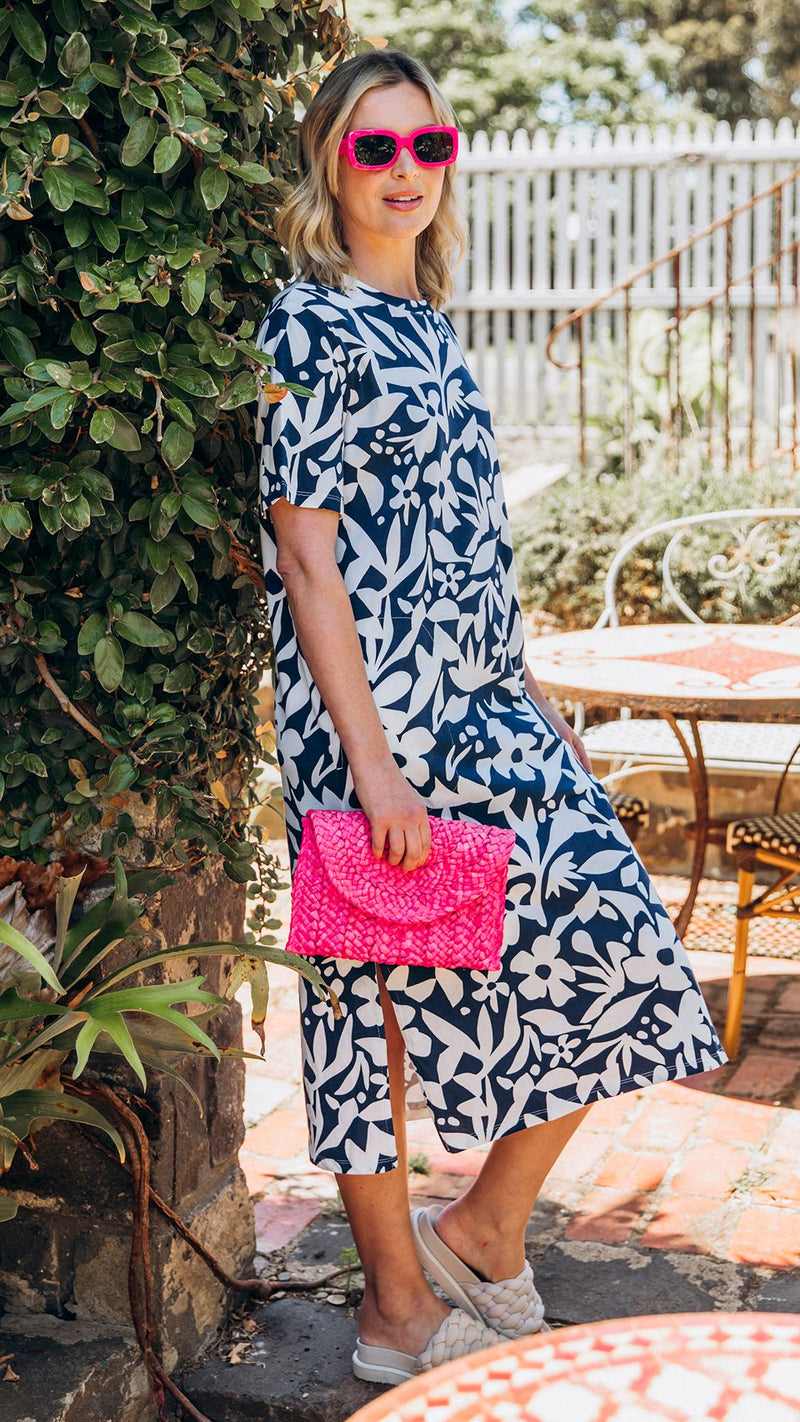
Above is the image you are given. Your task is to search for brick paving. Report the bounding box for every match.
[237,851,800,1294]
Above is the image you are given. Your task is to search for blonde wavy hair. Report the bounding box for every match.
[275,50,467,310]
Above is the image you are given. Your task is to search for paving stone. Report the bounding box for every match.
[243,1075,296,1128]
[729,1206,800,1269]
[725,1050,799,1106]
[534,1242,720,1325]
[246,1106,312,1161]
[701,1096,775,1145]
[594,1150,671,1193]
[563,1187,648,1244]
[670,1144,750,1199]
[639,1195,727,1255]
[180,1299,382,1422]
[255,1195,322,1254]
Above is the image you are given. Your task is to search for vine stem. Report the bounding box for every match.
[32,653,122,756]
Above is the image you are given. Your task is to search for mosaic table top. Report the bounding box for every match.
[528,623,800,719]
[350,1313,800,1422]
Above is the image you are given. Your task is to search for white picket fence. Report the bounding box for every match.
[447,118,800,432]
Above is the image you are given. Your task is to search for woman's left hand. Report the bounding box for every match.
[523,665,593,773]
[550,710,593,773]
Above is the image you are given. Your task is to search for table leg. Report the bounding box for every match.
[663,713,710,940]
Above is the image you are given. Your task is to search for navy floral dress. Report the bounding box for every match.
[255,275,726,1176]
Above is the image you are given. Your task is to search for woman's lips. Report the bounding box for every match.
[383,195,423,210]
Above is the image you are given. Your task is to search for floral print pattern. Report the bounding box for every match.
[255,277,726,1175]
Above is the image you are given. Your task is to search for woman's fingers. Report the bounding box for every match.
[370,812,431,870]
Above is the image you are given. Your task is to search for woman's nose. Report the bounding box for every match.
[391,145,419,179]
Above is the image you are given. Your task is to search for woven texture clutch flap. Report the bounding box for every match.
[286,809,516,970]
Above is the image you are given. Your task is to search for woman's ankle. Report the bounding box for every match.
[436,1197,526,1280]
[358,1283,449,1351]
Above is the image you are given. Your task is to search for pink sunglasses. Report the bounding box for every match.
[338,125,459,171]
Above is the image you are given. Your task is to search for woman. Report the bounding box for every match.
[254,49,726,1385]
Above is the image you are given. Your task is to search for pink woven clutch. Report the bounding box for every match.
[285,809,516,970]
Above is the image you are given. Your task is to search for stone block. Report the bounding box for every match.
[0,1315,154,1422]
[180,1298,381,1422]
[534,1240,743,1325]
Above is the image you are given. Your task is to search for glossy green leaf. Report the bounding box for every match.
[199,166,229,211]
[64,207,91,245]
[58,31,91,77]
[153,134,181,172]
[169,366,220,398]
[0,328,36,371]
[218,369,258,409]
[94,635,124,691]
[161,421,194,470]
[136,45,182,76]
[10,7,47,63]
[92,215,120,253]
[181,493,219,529]
[90,406,140,451]
[232,162,272,183]
[50,391,77,429]
[42,167,75,211]
[149,566,181,613]
[0,503,33,539]
[76,611,106,655]
[70,319,96,354]
[120,115,158,167]
[180,266,205,315]
[116,612,173,648]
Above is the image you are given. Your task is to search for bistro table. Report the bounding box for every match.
[526,622,800,938]
[348,1313,800,1422]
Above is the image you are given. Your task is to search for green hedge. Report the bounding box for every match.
[0,1,364,888]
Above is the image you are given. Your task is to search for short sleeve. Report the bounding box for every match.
[255,299,347,522]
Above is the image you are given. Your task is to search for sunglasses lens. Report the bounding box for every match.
[413,129,455,165]
[352,133,397,167]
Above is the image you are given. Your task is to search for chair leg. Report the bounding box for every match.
[723,864,755,1060]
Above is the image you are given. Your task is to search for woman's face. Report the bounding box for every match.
[335,80,447,246]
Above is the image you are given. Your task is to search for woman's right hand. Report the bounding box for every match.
[353,760,432,872]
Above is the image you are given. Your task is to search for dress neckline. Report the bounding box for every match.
[350,278,432,311]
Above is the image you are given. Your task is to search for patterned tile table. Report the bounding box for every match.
[528,624,800,937]
[348,1314,800,1422]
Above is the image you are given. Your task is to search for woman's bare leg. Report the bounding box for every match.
[336,969,450,1354]
[432,1106,592,1281]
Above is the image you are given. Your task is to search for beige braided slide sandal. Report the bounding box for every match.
[411,1203,550,1339]
[352,1307,503,1385]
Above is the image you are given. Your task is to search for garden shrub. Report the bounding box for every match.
[511,461,800,630]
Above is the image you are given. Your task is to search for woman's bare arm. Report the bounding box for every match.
[522,659,592,772]
[270,498,431,869]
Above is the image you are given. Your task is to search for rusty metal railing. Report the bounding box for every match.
[545,163,800,480]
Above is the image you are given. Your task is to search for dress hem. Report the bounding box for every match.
[305,1050,728,1176]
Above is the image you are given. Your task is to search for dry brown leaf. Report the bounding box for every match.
[209,779,230,809]
[260,383,288,404]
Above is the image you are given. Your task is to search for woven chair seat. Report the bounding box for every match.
[583,719,800,772]
[608,791,650,827]
[726,812,800,857]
